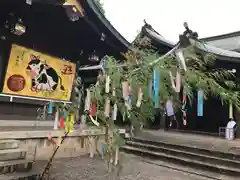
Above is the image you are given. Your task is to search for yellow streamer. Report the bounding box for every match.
[229,102,233,119]
[57,136,62,146]
[69,114,74,133]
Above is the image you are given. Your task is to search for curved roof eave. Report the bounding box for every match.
[144,27,240,62]
[84,0,130,49]
[145,28,175,48]
[190,39,240,62]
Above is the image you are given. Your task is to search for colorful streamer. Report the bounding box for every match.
[229,102,233,119]
[69,114,74,133]
[53,109,59,130]
[197,90,204,116]
[112,103,118,120]
[57,136,62,146]
[175,71,181,93]
[48,102,53,114]
[84,89,91,111]
[105,98,111,118]
[47,135,56,145]
[153,69,159,108]
[136,87,143,107]
[175,49,187,71]
[59,113,65,129]
[105,75,110,93]
[182,94,187,126]
[90,103,97,116]
[169,71,181,92]
[122,81,129,101]
[89,114,100,126]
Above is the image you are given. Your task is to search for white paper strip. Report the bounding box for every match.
[105,75,110,93]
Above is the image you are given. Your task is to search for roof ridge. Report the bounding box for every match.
[200,31,240,42]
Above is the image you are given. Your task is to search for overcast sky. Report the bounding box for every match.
[101,0,240,43]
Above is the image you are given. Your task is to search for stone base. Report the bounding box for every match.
[0,128,105,160]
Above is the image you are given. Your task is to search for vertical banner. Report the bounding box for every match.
[197,90,204,116]
[153,69,159,108]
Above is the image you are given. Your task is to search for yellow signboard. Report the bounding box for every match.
[3,44,76,101]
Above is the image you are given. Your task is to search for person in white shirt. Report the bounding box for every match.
[226,119,237,140]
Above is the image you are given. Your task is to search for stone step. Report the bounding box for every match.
[126,141,240,168]
[132,137,240,161]
[0,170,40,180]
[121,145,240,177]
[0,159,33,174]
[0,140,20,150]
[0,162,43,180]
[0,149,26,161]
[140,158,239,180]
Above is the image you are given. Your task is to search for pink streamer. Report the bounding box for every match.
[105,98,110,118]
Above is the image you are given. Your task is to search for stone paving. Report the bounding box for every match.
[49,155,210,180]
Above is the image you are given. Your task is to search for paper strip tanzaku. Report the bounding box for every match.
[136,87,143,107]
[153,69,159,108]
[48,102,52,114]
[89,115,100,126]
[229,102,233,119]
[105,98,111,117]
[105,75,110,93]
[197,90,204,116]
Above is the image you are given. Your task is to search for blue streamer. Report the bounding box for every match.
[197,90,203,116]
[153,69,159,108]
[48,103,52,114]
[101,143,105,154]
[64,111,67,119]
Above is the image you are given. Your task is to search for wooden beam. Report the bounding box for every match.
[63,0,84,17]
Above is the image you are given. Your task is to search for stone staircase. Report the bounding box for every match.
[0,140,41,180]
[121,137,240,180]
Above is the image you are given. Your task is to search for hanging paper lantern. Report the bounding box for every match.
[197,90,203,116]
[153,69,159,108]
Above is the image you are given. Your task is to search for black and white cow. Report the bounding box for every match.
[26,55,65,92]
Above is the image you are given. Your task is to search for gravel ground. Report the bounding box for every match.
[49,154,210,180]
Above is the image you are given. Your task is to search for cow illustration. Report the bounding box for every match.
[26,55,65,92]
